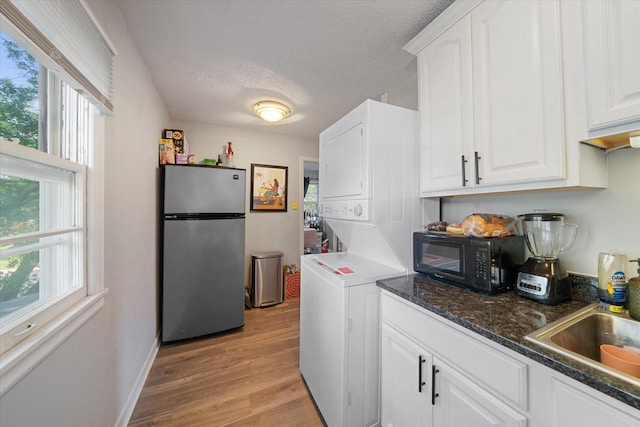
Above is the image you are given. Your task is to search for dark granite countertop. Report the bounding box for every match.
[377,273,640,411]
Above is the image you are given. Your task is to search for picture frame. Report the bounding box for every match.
[250,163,288,212]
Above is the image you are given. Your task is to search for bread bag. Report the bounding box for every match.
[461,213,517,238]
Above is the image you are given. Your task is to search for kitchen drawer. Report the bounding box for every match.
[381,291,528,411]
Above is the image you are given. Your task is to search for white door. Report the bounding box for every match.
[417,15,474,194]
[320,122,366,200]
[471,0,566,186]
[583,0,640,131]
[549,375,640,427]
[433,359,527,427]
[380,323,432,427]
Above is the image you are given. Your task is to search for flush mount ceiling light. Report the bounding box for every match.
[253,100,292,122]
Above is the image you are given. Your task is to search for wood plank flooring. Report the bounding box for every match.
[129,297,324,427]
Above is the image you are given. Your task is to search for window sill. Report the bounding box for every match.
[0,289,109,397]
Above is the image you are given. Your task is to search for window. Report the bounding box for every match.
[0,0,111,392]
[0,32,91,354]
[304,179,319,228]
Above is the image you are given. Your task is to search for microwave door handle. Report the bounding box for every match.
[496,248,503,284]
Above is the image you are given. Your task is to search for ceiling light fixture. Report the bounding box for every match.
[253,100,292,122]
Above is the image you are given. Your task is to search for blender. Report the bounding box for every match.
[515,213,577,305]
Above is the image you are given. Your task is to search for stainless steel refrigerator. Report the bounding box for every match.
[161,164,246,343]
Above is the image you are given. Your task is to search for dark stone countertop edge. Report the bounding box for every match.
[377,273,640,411]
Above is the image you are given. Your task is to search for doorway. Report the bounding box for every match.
[300,158,340,256]
[301,159,320,256]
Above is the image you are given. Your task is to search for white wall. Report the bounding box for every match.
[100,0,170,419]
[384,64,419,110]
[0,1,169,426]
[441,148,640,278]
[173,120,319,279]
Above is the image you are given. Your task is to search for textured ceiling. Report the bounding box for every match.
[115,0,454,140]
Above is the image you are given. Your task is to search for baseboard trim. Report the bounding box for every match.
[115,333,160,427]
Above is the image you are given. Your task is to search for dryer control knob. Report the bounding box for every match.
[353,204,363,217]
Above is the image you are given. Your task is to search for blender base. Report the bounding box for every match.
[516,258,572,305]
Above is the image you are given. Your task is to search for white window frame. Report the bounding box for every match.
[0,142,86,345]
[0,31,106,397]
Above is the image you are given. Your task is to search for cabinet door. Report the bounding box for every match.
[549,376,640,427]
[417,15,474,194]
[584,0,640,132]
[433,359,527,427]
[380,323,432,427]
[471,0,566,186]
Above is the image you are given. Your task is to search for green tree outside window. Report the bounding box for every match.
[0,33,40,308]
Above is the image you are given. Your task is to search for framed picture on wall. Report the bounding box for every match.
[250,163,288,212]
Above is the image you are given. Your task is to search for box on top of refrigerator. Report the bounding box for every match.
[163,129,185,154]
[159,138,175,164]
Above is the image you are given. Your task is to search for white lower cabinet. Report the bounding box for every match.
[381,324,526,427]
[433,358,526,427]
[380,290,640,427]
[381,324,432,427]
[547,375,640,427]
[380,292,527,427]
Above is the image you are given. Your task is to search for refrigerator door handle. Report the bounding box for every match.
[164,213,245,220]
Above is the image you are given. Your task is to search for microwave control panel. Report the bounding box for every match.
[473,246,490,281]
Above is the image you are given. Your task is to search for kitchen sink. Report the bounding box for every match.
[525,303,640,386]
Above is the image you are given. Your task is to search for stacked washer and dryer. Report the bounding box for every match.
[299,99,439,427]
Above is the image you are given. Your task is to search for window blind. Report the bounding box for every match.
[0,0,115,112]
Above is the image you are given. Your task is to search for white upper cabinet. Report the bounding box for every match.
[406,0,609,197]
[417,15,473,193]
[583,0,640,135]
[471,0,565,187]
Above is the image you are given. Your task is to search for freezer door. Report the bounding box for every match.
[162,217,245,342]
[164,165,246,214]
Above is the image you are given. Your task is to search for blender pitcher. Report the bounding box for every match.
[519,213,577,260]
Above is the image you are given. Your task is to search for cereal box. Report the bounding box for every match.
[159,138,175,164]
[163,129,184,154]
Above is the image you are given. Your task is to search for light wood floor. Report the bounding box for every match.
[129,297,324,427]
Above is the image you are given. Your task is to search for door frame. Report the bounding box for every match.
[299,156,319,258]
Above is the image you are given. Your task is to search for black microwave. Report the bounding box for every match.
[413,232,525,294]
